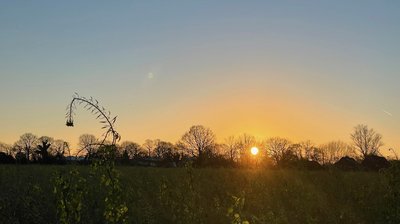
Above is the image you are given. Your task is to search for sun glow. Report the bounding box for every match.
[251,147,259,155]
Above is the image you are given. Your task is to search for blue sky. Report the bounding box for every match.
[1,1,399,153]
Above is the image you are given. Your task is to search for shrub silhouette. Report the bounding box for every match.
[298,159,323,170]
[334,156,359,171]
[362,155,390,171]
[276,150,299,168]
[15,152,28,164]
[0,152,15,164]
[36,139,52,163]
[384,162,400,223]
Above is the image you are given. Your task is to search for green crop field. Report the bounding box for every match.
[1,165,399,224]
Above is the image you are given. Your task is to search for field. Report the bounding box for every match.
[0,165,398,224]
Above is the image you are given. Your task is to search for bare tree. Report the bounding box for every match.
[237,134,256,151]
[351,124,383,157]
[154,141,175,159]
[181,125,215,157]
[289,143,302,159]
[212,143,225,156]
[15,133,38,161]
[388,148,399,160]
[78,134,98,159]
[236,134,257,165]
[223,136,240,162]
[53,139,70,157]
[264,137,292,164]
[38,136,54,144]
[142,139,159,157]
[11,143,23,157]
[0,142,12,156]
[120,141,144,159]
[299,140,315,160]
[320,141,355,164]
[175,141,189,157]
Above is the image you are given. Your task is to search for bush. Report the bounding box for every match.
[334,156,359,171]
[383,162,400,223]
[297,159,323,170]
[0,152,15,164]
[362,155,390,171]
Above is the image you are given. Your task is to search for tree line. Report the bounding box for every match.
[0,124,396,170]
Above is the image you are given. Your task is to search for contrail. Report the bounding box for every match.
[382,109,393,117]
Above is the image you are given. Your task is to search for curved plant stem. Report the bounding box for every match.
[66,94,120,145]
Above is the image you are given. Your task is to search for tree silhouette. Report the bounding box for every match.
[143,139,159,157]
[181,125,215,157]
[119,141,144,159]
[0,141,14,163]
[264,137,292,165]
[351,124,383,158]
[154,141,175,160]
[388,148,399,160]
[0,142,12,156]
[223,136,240,162]
[299,140,315,160]
[320,141,355,164]
[77,134,98,159]
[235,134,257,166]
[53,139,69,157]
[15,133,38,161]
[36,139,51,163]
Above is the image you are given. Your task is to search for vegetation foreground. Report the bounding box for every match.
[1,165,400,224]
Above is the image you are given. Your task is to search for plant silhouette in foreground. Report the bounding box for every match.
[66,93,121,145]
[54,94,127,224]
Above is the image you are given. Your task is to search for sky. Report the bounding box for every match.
[1,1,399,154]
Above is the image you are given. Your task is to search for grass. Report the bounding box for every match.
[0,165,394,224]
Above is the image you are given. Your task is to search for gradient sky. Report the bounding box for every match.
[1,1,399,154]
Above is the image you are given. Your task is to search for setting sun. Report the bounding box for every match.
[251,147,259,155]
